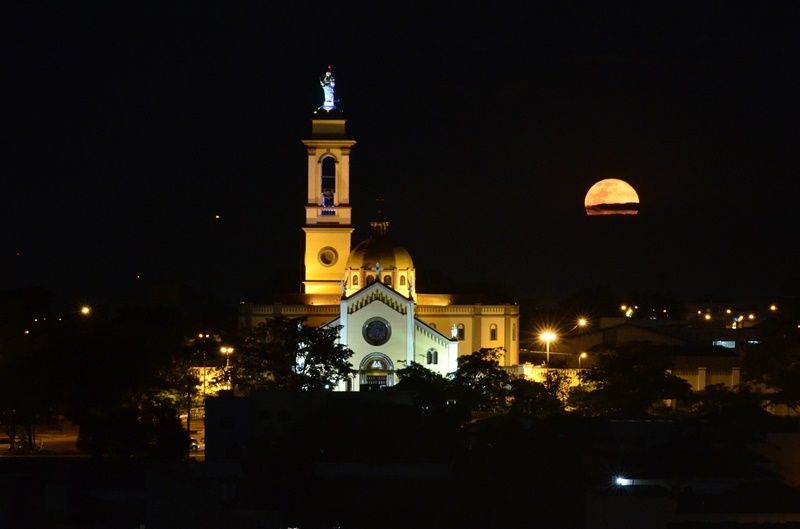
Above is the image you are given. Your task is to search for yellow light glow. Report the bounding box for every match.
[748,314,755,320]
[770,305,777,311]
[577,318,587,327]
[621,305,627,311]
[704,314,711,321]
[80,306,91,316]
[540,332,556,342]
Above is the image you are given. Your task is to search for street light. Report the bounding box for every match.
[220,346,234,368]
[220,346,234,390]
[540,331,556,365]
[578,352,587,369]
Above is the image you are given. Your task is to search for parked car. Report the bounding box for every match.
[190,438,201,451]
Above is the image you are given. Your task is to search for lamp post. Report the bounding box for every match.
[578,352,587,369]
[220,346,234,390]
[540,331,556,366]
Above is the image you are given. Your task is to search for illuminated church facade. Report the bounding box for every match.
[238,70,519,390]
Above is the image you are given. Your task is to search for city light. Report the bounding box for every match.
[80,306,91,316]
[221,346,234,390]
[220,346,234,366]
[540,331,556,365]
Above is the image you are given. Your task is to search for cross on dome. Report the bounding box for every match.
[372,262,384,276]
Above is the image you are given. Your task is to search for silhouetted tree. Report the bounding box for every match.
[568,342,692,417]
[449,347,511,414]
[0,288,60,450]
[741,318,800,413]
[395,361,449,392]
[233,317,355,393]
[688,383,766,418]
[509,369,570,417]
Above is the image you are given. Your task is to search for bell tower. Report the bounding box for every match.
[302,67,355,295]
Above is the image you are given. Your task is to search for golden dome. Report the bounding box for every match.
[346,221,414,270]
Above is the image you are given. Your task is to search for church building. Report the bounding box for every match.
[238,69,520,390]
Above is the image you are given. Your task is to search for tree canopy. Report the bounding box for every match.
[449,347,512,414]
[232,317,355,393]
[569,342,693,417]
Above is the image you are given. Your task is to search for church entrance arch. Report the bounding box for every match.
[359,353,395,389]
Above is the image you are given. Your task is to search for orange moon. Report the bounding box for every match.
[585,179,640,216]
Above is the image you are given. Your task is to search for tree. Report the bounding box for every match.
[688,383,766,419]
[233,317,355,393]
[568,343,693,417]
[741,318,800,413]
[449,347,511,414]
[508,369,570,417]
[0,287,61,450]
[51,303,204,461]
[395,361,449,393]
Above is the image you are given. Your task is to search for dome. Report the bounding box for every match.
[346,221,414,270]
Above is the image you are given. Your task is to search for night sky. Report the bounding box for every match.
[6,1,800,310]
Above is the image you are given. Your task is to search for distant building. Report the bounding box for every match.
[238,70,519,390]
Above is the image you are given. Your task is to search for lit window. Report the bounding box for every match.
[383,275,392,286]
[352,275,358,286]
[400,276,406,286]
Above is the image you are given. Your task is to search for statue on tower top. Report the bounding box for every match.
[320,66,336,108]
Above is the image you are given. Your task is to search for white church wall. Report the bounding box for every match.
[412,323,455,378]
[345,301,410,382]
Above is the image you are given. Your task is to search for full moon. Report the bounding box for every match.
[585,179,640,216]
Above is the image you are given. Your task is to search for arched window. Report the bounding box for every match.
[352,275,358,286]
[399,276,406,286]
[321,157,336,206]
[426,348,438,365]
[490,324,498,341]
[457,324,465,341]
[366,275,375,285]
[383,275,392,286]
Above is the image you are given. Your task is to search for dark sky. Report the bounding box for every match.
[5,1,800,310]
